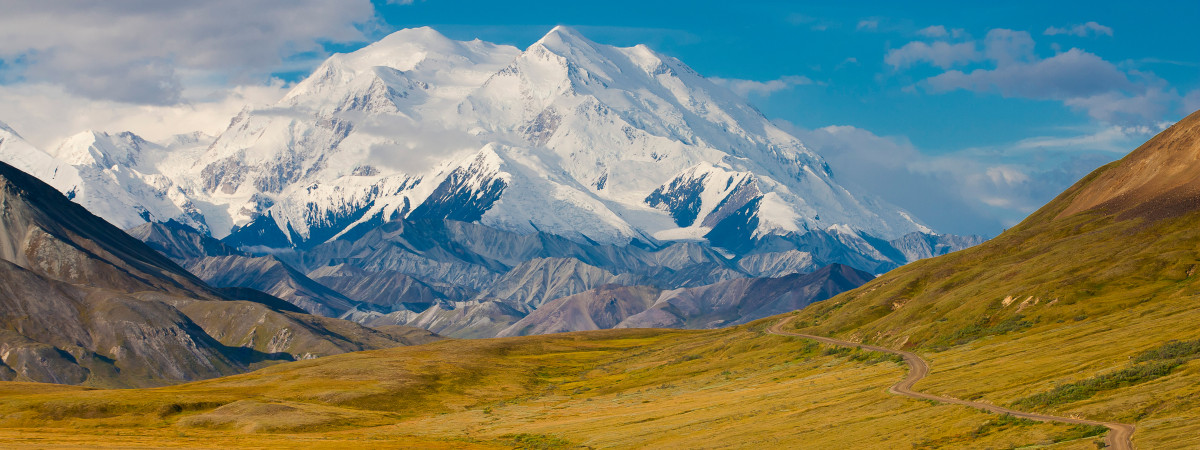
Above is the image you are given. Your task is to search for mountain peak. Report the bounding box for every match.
[0,159,209,296]
[534,25,595,50]
[10,26,932,255]
[375,26,452,47]
[546,25,584,37]
[324,26,463,74]
[53,129,151,168]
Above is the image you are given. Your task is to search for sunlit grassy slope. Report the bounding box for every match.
[0,323,1101,449]
[788,111,1200,449]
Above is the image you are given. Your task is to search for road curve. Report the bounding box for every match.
[766,317,1135,450]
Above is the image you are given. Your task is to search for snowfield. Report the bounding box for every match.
[0,26,930,253]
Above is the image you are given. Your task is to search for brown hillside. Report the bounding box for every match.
[1057,109,1200,221]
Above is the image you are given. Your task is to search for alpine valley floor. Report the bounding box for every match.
[0,320,1104,449]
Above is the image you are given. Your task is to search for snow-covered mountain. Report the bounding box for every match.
[0,26,935,254]
[0,122,81,197]
[0,124,215,233]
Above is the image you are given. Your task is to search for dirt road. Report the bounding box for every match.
[767,317,1135,449]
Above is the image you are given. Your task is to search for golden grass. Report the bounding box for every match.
[785,166,1200,448]
[0,324,1099,449]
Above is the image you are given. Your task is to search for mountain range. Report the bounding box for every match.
[0,160,437,387]
[0,26,982,338]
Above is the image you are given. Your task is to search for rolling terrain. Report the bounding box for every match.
[782,109,1200,448]
[767,318,1134,450]
[0,321,1103,449]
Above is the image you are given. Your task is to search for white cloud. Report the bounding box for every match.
[1183,89,1200,115]
[780,121,1137,234]
[1045,22,1113,37]
[0,81,290,149]
[925,49,1132,99]
[893,27,1184,126]
[982,29,1036,66]
[1062,88,1179,124]
[710,75,813,97]
[885,41,980,69]
[916,26,948,38]
[835,57,860,70]
[856,19,880,31]
[0,1,378,105]
[1014,124,1167,152]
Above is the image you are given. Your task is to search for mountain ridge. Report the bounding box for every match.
[0,160,438,387]
[0,27,955,258]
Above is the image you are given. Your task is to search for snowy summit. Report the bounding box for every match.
[0,26,931,253]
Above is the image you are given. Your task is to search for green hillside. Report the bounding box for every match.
[788,110,1200,448]
[0,324,1095,448]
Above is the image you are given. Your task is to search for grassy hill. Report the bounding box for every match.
[786,110,1200,448]
[0,322,1104,449]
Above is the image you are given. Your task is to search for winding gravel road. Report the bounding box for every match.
[767,317,1135,449]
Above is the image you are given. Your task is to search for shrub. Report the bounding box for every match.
[1013,359,1183,408]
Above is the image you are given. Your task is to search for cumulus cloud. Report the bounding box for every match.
[0,1,378,105]
[710,75,813,97]
[784,123,1003,233]
[1045,21,1113,37]
[925,48,1133,98]
[982,29,1036,66]
[892,27,1184,126]
[885,41,980,69]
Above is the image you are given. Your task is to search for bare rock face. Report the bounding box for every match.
[617,264,873,329]
[476,257,630,313]
[0,162,215,298]
[492,264,873,337]
[363,300,526,340]
[496,285,661,337]
[131,220,365,317]
[184,255,358,317]
[308,264,450,312]
[0,331,89,385]
[0,258,240,386]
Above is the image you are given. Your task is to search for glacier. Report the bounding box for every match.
[0,26,936,254]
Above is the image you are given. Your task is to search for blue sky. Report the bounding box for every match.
[364,0,1200,235]
[0,1,1196,236]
